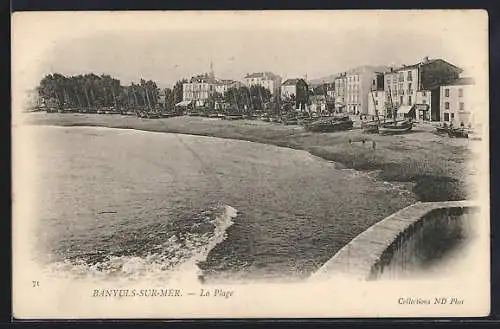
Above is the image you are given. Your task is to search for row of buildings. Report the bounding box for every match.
[177,57,477,125]
[335,57,476,125]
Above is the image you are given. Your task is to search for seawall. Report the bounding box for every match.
[309,200,480,281]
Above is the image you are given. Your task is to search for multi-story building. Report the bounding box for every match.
[335,67,386,115]
[367,90,386,117]
[182,73,216,106]
[334,73,347,112]
[215,79,240,95]
[281,78,299,99]
[243,72,282,97]
[367,72,386,117]
[382,57,462,121]
[326,84,335,99]
[439,78,475,125]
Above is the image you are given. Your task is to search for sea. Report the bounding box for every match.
[16,125,417,283]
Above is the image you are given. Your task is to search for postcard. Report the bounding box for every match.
[11,10,490,319]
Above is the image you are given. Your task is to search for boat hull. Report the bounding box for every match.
[361,121,380,133]
[378,126,412,135]
[436,127,449,134]
[305,119,353,133]
[448,128,469,138]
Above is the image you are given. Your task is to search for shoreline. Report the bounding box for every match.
[22,113,476,202]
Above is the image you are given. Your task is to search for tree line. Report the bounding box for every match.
[36,73,324,114]
[37,73,185,112]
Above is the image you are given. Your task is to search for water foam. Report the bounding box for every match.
[42,204,238,284]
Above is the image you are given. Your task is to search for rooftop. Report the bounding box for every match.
[443,77,475,86]
[244,72,280,79]
[391,58,463,73]
[189,73,215,83]
[216,79,237,85]
[282,78,299,86]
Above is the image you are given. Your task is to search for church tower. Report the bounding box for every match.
[209,60,215,81]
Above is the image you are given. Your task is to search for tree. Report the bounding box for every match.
[295,79,309,111]
[223,85,271,113]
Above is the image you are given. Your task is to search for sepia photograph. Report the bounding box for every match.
[11,10,490,319]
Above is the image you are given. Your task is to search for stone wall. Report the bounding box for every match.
[309,200,479,282]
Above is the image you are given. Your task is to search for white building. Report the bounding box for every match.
[243,72,282,97]
[367,90,385,118]
[281,78,299,99]
[439,78,475,125]
[182,73,216,106]
[215,79,240,95]
[335,67,385,114]
[383,57,462,121]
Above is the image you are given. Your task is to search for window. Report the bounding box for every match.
[422,91,427,97]
[399,72,404,82]
[459,89,463,97]
[459,102,464,110]
[423,99,427,104]
[445,102,450,109]
[445,89,450,97]
[451,113,455,119]
[400,96,403,104]
[375,100,379,106]
[409,96,412,105]
[407,71,413,81]
[408,83,412,92]
[444,113,450,121]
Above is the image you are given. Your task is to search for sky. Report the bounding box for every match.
[12,10,488,91]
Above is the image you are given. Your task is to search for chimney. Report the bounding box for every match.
[423,56,429,63]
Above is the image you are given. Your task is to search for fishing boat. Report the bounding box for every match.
[298,116,315,126]
[448,127,469,138]
[224,112,244,120]
[435,124,449,134]
[281,115,298,125]
[378,120,413,135]
[260,115,270,122]
[361,120,379,133]
[304,116,353,132]
[362,90,382,133]
[377,87,413,135]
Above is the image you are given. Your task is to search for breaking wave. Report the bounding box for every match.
[42,204,238,284]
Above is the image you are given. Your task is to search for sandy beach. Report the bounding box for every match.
[23,112,478,203]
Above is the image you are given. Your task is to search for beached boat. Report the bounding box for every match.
[298,117,315,126]
[448,127,469,138]
[304,116,353,133]
[377,86,413,135]
[224,114,244,120]
[281,116,298,125]
[361,120,379,133]
[435,125,449,134]
[378,120,413,135]
[260,115,270,122]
